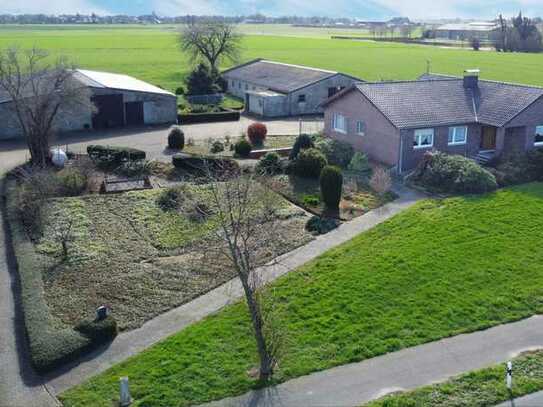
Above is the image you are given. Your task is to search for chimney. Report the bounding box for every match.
[464,69,480,89]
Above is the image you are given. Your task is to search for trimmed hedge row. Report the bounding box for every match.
[4,178,118,373]
[87,145,146,163]
[178,109,240,124]
[172,153,240,175]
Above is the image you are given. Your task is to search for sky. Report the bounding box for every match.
[2,0,543,20]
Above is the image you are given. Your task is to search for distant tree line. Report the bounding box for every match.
[494,12,542,52]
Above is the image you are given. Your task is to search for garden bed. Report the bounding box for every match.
[267,173,396,220]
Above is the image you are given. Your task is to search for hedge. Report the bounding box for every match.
[3,178,117,373]
[178,109,240,125]
[87,145,146,163]
[172,153,240,175]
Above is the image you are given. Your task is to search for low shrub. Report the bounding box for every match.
[168,127,185,150]
[348,152,371,173]
[320,166,343,210]
[234,139,252,158]
[210,140,225,154]
[157,186,185,211]
[317,139,354,168]
[289,134,315,160]
[302,194,320,207]
[489,150,543,187]
[74,316,118,345]
[305,216,340,235]
[87,145,146,164]
[172,154,240,177]
[247,122,268,146]
[293,148,327,178]
[57,168,87,196]
[256,152,282,175]
[412,152,498,194]
[175,87,185,95]
[370,167,393,196]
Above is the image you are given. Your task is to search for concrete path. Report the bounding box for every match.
[203,316,543,407]
[0,177,60,406]
[45,185,424,395]
[496,391,543,407]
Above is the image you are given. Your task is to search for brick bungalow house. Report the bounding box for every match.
[323,70,543,174]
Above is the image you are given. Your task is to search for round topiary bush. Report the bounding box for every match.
[168,127,185,150]
[305,216,340,235]
[289,134,315,160]
[293,148,327,178]
[247,122,268,146]
[317,139,354,168]
[256,152,282,175]
[234,138,252,158]
[348,152,371,173]
[210,140,225,154]
[320,165,343,210]
[175,86,185,95]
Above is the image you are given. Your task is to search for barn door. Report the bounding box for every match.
[91,94,124,129]
[125,102,145,126]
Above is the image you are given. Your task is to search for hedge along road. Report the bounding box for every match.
[0,115,319,165]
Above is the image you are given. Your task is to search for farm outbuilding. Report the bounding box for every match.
[222,59,362,118]
[0,69,177,140]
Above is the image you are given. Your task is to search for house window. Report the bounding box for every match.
[298,94,306,103]
[238,82,241,89]
[328,87,339,98]
[448,126,468,145]
[332,113,347,133]
[245,84,249,91]
[230,80,235,89]
[414,128,434,149]
[356,121,366,135]
[535,126,543,146]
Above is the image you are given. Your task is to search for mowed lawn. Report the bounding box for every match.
[61,183,543,407]
[1,25,543,91]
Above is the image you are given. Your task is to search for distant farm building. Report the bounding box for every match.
[0,69,177,140]
[222,59,362,118]
[435,21,499,41]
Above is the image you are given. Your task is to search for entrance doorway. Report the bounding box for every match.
[125,102,144,126]
[481,126,497,151]
[92,94,124,129]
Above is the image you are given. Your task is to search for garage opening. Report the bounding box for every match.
[92,94,124,129]
[125,102,145,126]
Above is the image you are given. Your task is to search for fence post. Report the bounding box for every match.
[120,376,131,406]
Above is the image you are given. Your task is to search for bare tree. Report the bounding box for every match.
[205,171,284,381]
[0,47,94,167]
[179,21,242,72]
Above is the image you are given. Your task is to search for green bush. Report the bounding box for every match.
[256,152,282,175]
[317,139,354,168]
[413,152,498,194]
[74,316,118,345]
[305,216,340,235]
[320,166,343,210]
[175,87,185,95]
[302,194,320,207]
[172,154,240,177]
[57,168,87,196]
[87,145,146,164]
[289,134,315,160]
[234,139,252,158]
[293,148,328,178]
[210,140,225,154]
[168,127,185,150]
[348,152,371,173]
[157,186,185,211]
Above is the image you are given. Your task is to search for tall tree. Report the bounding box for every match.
[179,21,242,72]
[0,47,94,167]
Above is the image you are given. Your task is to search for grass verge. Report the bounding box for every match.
[366,350,543,407]
[61,183,543,406]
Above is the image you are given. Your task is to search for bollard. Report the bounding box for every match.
[506,361,513,391]
[120,376,131,406]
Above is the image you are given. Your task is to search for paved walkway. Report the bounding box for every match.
[497,391,543,407]
[203,316,543,407]
[45,185,424,395]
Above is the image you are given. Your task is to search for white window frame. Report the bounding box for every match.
[535,125,543,147]
[448,126,468,146]
[356,121,366,136]
[332,113,347,134]
[414,128,434,149]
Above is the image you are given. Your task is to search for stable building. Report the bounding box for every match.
[0,69,177,140]
[222,59,362,118]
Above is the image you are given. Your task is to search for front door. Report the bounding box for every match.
[481,127,497,151]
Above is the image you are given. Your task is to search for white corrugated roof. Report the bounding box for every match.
[75,69,174,96]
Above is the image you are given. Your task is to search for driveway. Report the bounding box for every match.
[0,116,323,165]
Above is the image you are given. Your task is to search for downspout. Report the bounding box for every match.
[398,130,404,175]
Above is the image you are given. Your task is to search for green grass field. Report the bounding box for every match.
[60,183,543,407]
[1,25,542,92]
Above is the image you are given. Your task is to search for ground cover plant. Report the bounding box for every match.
[60,182,543,407]
[34,184,313,331]
[1,26,543,93]
[366,350,543,407]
